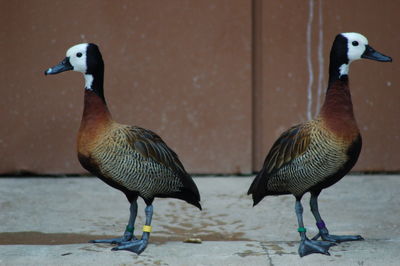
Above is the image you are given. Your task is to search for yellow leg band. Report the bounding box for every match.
[142,225,152,233]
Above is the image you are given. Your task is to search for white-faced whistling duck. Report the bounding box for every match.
[45,43,201,254]
[248,33,392,257]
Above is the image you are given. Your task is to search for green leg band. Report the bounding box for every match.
[298,227,307,233]
[126,225,134,233]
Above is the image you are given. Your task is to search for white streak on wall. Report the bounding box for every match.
[315,0,324,114]
[306,0,314,120]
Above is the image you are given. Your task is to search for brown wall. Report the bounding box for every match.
[253,0,400,172]
[0,0,252,174]
[0,0,398,175]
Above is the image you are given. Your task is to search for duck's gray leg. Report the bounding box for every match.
[295,198,335,257]
[310,192,364,242]
[90,201,138,244]
[112,204,153,254]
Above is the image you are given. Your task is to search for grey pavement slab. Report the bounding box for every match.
[1,240,400,266]
[0,175,399,265]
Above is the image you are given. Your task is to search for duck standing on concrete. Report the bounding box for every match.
[45,43,201,254]
[248,33,391,257]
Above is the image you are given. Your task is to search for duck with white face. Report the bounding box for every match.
[248,32,391,257]
[45,43,202,255]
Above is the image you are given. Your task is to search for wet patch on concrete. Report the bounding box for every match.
[0,231,251,245]
[261,241,298,256]
[0,232,118,245]
[235,249,266,257]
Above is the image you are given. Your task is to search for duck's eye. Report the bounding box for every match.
[352,41,359,46]
[76,52,82,58]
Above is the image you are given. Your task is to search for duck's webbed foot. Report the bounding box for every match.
[298,237,336,257]
[112,232,149,255]
[312,228,364,243]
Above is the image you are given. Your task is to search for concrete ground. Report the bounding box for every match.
[0,175,399,265]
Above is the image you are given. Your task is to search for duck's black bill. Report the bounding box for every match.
[362,45,392,62]
[44,57,73,75]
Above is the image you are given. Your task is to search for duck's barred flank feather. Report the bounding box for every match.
[264,124,311,174]
[248,118,358,203]
[85,124,201,208]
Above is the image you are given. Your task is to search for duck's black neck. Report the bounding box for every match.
[84,43,106,102]
[328,34,350,87]
[328,54,349,87]
[85,71,106,103]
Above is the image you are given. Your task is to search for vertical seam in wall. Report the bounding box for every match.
[315,0,324,114]
[251,0,262,172]
[306,0,314,120]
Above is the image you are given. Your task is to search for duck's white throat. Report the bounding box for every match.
[84,74,94,90]
[339,63,349,77]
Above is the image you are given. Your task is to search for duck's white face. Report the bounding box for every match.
[341,32,369,63]
[45,43,105,91]
[66,43,89,73]
[336,32,392,77]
